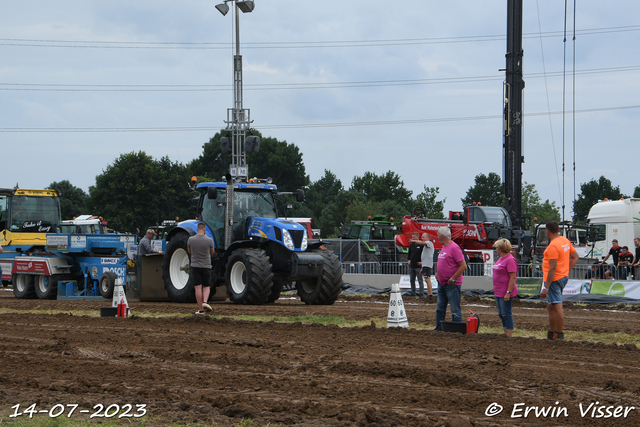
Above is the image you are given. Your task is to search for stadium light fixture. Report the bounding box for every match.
[236,1,255,13]
[215,2,229,16]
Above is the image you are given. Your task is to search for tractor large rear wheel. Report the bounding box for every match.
[162,232,195,303]
[226,248,273,305]
[297,249,343,305]
[13,274,36,299]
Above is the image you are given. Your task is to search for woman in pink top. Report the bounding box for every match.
[492,238,518,336]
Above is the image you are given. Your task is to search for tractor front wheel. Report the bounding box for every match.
[225,249,273,305]
[296,249,343,305]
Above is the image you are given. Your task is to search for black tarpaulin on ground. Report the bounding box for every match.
[340,284,640,305]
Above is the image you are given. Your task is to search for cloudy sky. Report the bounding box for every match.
[1,1,639,219]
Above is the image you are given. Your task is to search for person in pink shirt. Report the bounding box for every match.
[492,238,518,336]
[435,226,467,331]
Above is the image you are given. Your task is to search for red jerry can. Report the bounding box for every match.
[466,310,479,333]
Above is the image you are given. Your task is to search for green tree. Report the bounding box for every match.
[522,182,560,226]
[415,186,446,219]
[47,180,89,219]
[188,131,229,182]
[189,130,309,191]
[344,199,381,223]
[89,151,193,234]
[634,185,640,198]
[305,170,344,228]
[572,176,624,223]
[461,172,504,207]
[320,190,364,238]
[350,171,413,210]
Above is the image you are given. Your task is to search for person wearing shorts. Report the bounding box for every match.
[188,222,215,315]
[419,233,435,296]
[540,221,579,340]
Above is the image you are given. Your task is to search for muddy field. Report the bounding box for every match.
[1,289,640,426]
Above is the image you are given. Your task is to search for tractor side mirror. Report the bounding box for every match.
[295,189,305,203]
[207,186,218,200]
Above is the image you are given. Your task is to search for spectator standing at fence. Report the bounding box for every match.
[435,226,467,331]
[599,239,621,277]
[188,222,215,315]
[407,232,425,296]
[631,237,640,280]
[419,233,435,297]
[618,246,634,280]
[540,221,579,340]
[492,238,518,337]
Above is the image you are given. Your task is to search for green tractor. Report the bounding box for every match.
[340,215,408,264]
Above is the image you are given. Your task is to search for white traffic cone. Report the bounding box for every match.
[112,278,129,318]
[387,283,409,328]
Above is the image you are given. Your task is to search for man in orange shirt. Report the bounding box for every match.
[540,221,579,340]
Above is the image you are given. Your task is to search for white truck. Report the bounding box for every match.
[533,222,590,259]
[587,198,640,260]
[60,215,109,235]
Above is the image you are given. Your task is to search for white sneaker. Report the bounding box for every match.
[202,303,212,312]
[195,310,205,315]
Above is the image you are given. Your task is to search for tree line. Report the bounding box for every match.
[46,130,640,236]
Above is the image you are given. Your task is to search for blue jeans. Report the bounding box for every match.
[435,284,461,330]
[495,297,514,330]
[547,277,568,305]
[618,265,629,280]
[409,267,424,295]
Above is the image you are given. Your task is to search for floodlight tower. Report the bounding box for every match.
[215,1,259,179]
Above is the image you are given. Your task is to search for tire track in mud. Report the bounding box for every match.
[1,296,640,426]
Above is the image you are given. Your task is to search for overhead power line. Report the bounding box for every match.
[1,65,639,92]
[1,25,639,49]
[1,104,638,133]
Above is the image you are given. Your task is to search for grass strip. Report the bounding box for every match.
[1,307,638,348]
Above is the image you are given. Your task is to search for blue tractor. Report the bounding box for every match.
[161,176,343,305]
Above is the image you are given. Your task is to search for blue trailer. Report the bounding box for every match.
[11,233,137,300]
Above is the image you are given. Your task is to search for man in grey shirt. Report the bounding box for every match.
[419,233,435,297]
[188,222,215,314]
[138,229,164,256]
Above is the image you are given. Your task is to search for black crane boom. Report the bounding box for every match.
[504,0,525,228]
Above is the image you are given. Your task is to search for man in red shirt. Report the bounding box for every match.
[540,221,579,340]
[599,239,621,278]
[618,246,634,280]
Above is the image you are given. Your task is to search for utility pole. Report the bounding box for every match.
[503,0,524,228]
[216,1,258,180]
